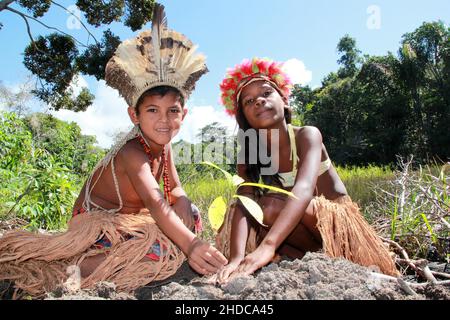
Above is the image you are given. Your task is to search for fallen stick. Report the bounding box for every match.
[369,272,450,288]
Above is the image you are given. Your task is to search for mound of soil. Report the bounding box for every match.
[42,252,449,300]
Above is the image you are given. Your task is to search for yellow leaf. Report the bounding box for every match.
[208,196,227,231]
[239,182,298,199]
[233,195,267,227]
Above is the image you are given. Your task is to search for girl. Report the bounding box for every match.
[215,58,397,284]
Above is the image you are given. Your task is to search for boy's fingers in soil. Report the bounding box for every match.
[189,259,212,275]
[208,247,228,265]
[205,251,227,268]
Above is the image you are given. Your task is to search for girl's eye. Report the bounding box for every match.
[263,90,272,97]
[244,99,254,106]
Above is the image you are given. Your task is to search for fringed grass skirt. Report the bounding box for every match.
[216,195,398,276]
[0,211,185,298]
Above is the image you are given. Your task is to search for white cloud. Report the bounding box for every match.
[51,77,237,148]
[175,105,237,144]
[69,74,89,97]
[282,58,313,85]
[51,78,132,148]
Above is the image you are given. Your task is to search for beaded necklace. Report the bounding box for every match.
[137,135,172,205]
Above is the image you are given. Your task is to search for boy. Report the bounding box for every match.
[0,5,227,298]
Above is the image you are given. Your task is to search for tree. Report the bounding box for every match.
[290,22,450,166]
[336,34,362,78]
[0,77,36,116]
[0,0,156,111]
[397,21,450,160]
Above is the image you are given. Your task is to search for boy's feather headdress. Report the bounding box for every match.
[105,4,208,108]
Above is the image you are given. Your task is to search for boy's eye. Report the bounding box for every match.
[170,108,181,113]
[147,108,157,113]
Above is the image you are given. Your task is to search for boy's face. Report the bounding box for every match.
[128,92,187,146]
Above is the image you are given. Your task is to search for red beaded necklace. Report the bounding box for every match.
[137,135,172,205]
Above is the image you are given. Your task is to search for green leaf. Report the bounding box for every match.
[208,196,227,231]
[421,213,437,244]
[239,182,299,199]
[233,195,267,227]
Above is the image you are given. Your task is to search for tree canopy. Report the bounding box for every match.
[291,21,450,166]
[0,0,156,111]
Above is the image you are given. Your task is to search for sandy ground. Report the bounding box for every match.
[39,252,449,300]
[1,219,449,300]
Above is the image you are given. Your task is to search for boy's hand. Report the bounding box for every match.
[187,237,228,275]
[171,197,195,230]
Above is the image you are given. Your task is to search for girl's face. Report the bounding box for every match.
[128,91,187,146]
[239,80,287,129]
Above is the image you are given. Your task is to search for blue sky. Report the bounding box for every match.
[1,0,449,147]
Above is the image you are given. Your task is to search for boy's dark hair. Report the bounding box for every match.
[135,86,185,114]
[236,98,292,189]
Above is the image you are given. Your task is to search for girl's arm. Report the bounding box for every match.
[230,163,255,261]
[118,144,227,274]
[236,126,323,275]
[217,164,252,283]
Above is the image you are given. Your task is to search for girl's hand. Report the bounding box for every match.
[216,258,243,285]
[233,243,276,276]
[187,237,228,275]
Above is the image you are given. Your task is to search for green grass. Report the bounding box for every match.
[183,165,396,242]
[336,165,395,220]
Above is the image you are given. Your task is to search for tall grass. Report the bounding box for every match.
[336,165,395,220]
[183,165,396,242]
[368,159,449,261]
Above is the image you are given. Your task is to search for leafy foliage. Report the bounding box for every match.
[0,111,105,230]
[291,21,450,166]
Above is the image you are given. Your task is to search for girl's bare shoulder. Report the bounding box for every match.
[292,125,323,144]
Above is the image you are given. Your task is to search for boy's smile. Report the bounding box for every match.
[128,91,187,149]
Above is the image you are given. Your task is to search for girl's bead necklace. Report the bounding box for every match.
[137,135,172,205]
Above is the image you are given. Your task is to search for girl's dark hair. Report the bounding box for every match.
[236,90,292,189]
[135,86,185,114]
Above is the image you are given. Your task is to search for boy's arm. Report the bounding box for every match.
[118,144,227,274]
[166,144,197,229]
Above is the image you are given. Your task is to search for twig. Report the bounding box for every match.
[416,260,439,284]
[50,0,99,45]
[441,217,450,230]
[11,6,45,54]
[431,271,450,280]
[418,185,450,216]
[5,7,88,48]
[382,237,441,284]
[369,272,450,288]
[381,237,411,260]
[397,277,418,296]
